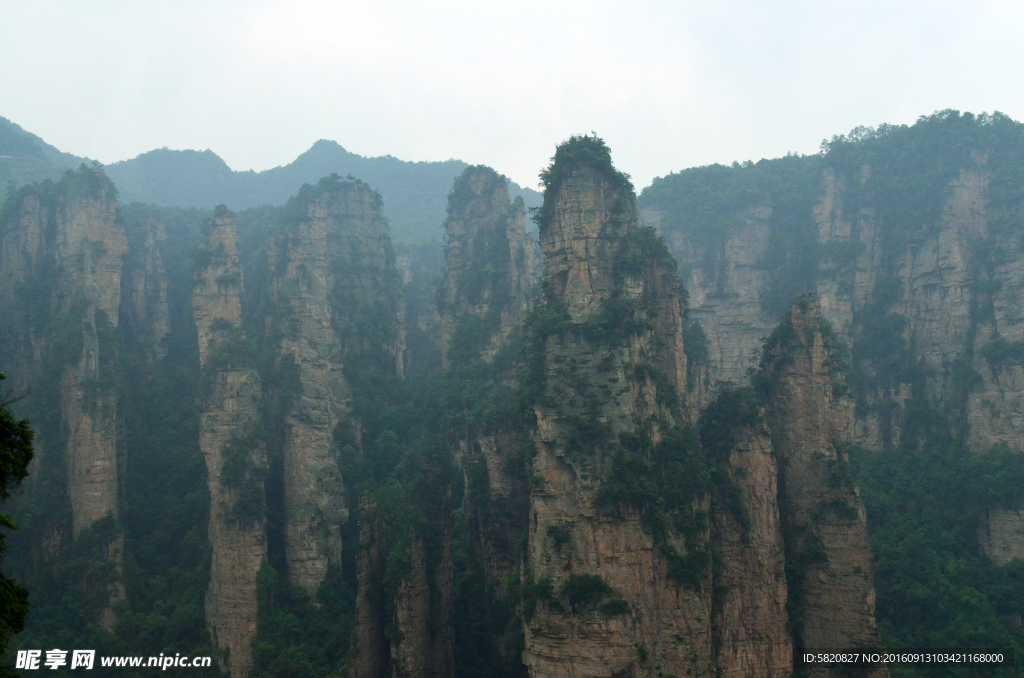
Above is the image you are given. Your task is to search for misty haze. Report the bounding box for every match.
[2,3,1024,678]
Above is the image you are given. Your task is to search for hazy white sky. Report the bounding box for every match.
[3,0,1023,190]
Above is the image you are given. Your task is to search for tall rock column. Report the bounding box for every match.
[0,190,50,390]
[121,216,170,364]
[709,410,792,677]
[267,175,404,595]
[438,164,539,604]
[54,173,129,630]
[438,165,539,366]
[0,167,129,629]
[193,207,267,677]
[348,166,540,678]
[523,137,707,678]
[764,293,885,676]
[56,182,127,539]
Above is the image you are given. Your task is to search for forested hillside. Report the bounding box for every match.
[2,114,1024,678]
[0,116,541,245]
[641,110,1024,673]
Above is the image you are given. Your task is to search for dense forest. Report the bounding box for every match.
[1,114,1024,678]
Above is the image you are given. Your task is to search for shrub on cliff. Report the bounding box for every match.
[0,373,34,675]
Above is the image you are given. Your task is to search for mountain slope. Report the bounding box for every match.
[104,139,542,243]
[0,116,89,188]
[0,115,542,244]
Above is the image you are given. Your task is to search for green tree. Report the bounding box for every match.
[0,372,34,674]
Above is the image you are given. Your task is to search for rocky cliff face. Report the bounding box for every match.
[518,139,885,678]
[52,179,131,631]
[0,191,51,390]
[761,295,884,676]
[523,138,708,678]
[389,537,455,678]
[643,203,774,388]
[641,138,1024,564]
[438,166,539,366]
[348,498,388,678]
[55,186,127,544]
[0,169,139,630]
[438,166,539,595]
[349,166,536,678]
[266,176,404,595]
[645,153,1020,451]
[710,416,792,677]
[121,216,170,363]
[193,208,267,678]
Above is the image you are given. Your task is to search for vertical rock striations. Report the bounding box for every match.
[523,136,707,678]
[761,294,884,675]
[193,207,267,677]
[640,124,1024,565]
[0,167,131,629]
[438,165,539,367]
[0,190,52,390]
[121,215,170,364]
[709,411,792,677]
[56,174,127,540]
[266,175,404,595]
[351,166,541,678]
[347,498,388,678]
[53,170,129,630]
[389,534,455,678]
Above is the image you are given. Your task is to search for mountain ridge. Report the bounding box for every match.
[0,115,542,244]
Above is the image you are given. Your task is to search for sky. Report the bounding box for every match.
[3,0,1024,191]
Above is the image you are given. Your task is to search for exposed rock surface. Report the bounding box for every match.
[980,507,1024,565]
[348,498,388,678]
[438,166,540,366]
[193,208,244,365]
[0,169,132,630]
[524,141,707,678]
[389,537,455,678]
[193,208,267,677]
[710,420,792,677]
[350,166,534,678]
[644,151,1024,563]
[121,216,170,363]
[650,204,774,387]
[266,176,403,594]
[438,166,539,593]
[0,192,51,389]
[763,295,884,677]
[56,188,127,540]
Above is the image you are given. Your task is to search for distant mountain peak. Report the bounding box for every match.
[307,139,348,153]
[127,147,230,167]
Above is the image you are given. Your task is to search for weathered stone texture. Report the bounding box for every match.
[55,192,127,537]
[653,155,1024,564]
[0,193,50,388]
[438,166,539,366]
[980,508,1024,565]
[766,296,885,677]
[390,537,455,678]
[193,209,267,677]
[660,205,774,388]
[711,422,792,677]
[525,158,707,678]
[268,201,349,594]
[193,210,243,364]
[267,178,403,595]
[122,218,170,363]
[348,498,387,678]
